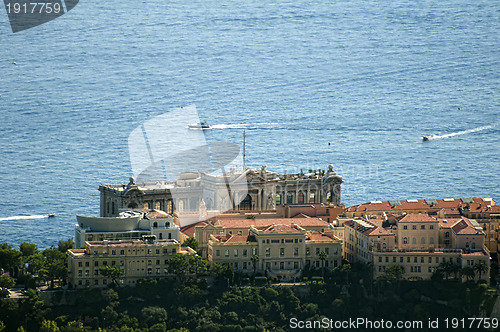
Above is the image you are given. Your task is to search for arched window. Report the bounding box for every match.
[326,192,332,202]
[429,237,434,244]
[155,201,161,210]
[112,202,116,215]
[165,222,170,228]
[412,237,416,244]
[153,222,158,228]
[298,191,304,204]
[166,200,173,214]
[286,194,293,204]
[403,237,408,244]
[471,242,476,249]
[275,194,281,205]
[168,233,172,239]
[445,232,450,238]
[466,242,469,248]
[159,233,163,240]
[309,192,315,203]
[421,237,425,244]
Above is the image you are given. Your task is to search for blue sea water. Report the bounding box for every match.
[0,0,499,249]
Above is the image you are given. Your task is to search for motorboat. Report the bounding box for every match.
[422,135,434,141]
[187,121,210,130]
[47,213,56,218]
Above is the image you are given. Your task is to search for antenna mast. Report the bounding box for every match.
[243,129,246,170]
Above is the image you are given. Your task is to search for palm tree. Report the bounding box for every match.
[474,262,488,281]
[450,263,461,280]
[462,266,475,282]
[250,254,259,277]
[318,251,327,279]
[438,261,452,281]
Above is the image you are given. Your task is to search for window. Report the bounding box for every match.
[120,250,125,255]
[445,232,450,238]
[266,248,270,258]
[287,194,293,204]
[243,249,248,257]
[403,237,408,244]
[275,194,281,205]
[421,237,425,244]
[225,250,229,257]
[306,248,310,256]
[429,225,434,230]
[294,248,299,257]
[243,262,247,269]
[156,249,160,255]
[421,257,424,263]
[216,250,220,257]
[294,262,299,269]
[385,257,389,263]
[94,261,99,267]
[412,225,417,230]
[111,250,116,255]
[421,225,425,230]
[316,248,320,255]
[412,237,416,244]
[234,249,238,257]
[414,257,418,263]
[403,225,408,230]
[298,191,304,204]
[309,193,315,203]
[78,262,82,267]
[280,248,285,257]
[379,257,382,262]
[400,257,403,263]
[429,237,434,244]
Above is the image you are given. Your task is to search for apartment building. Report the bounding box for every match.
[344,213,490,281]
[207,223,342,280]
[67,236,195,288]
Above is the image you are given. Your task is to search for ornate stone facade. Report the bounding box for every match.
[98,165,342,226]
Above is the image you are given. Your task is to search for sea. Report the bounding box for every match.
[0,0,499,249]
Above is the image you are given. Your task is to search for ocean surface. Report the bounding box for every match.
[0,0,499,249]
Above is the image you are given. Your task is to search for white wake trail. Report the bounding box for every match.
[0,214,50,221]
[427,125,494,140]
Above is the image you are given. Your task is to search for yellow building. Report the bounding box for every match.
[67,236,195,288]
[343,213,490,281]
[207,223,342,280]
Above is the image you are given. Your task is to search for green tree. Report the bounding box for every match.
[40,320,60,332]
[42,248,67,288]
[188,255,208,278]
[438,261,452,280]
[181,237,200,252]
[141,306,167,327]
[318,251,327,278]
[19,243,38,257]
[167,254,190,281]
[474,262,488,281]
[462,266,475,281]
[57,239,73,253]
[250,254,259,277]
[0,274,15,297]
[0,321,5,332]
[100,265,123,287]
[379,264,403,284]
[0,244,21,276]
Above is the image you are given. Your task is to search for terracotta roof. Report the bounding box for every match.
[216,217,328,228]
[347,197,496,215]
[146,210,172,219]
[180,221,207,237]
[261,224,302,233]
[451,217,484,236]
[224,235,257,244]
[398,213,438,223]
[308,233,339,242]
[292,213,311,218]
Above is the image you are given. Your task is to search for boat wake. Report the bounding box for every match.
[210,122,280,130]
[0,214,52,222]
[423,124,495,141]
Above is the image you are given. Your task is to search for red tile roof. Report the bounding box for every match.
[261,224,302,233]
[398,214,438,223]
[308,233,339,242]
[451,217,484,236]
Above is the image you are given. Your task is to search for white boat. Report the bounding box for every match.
[188,121,210,130]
